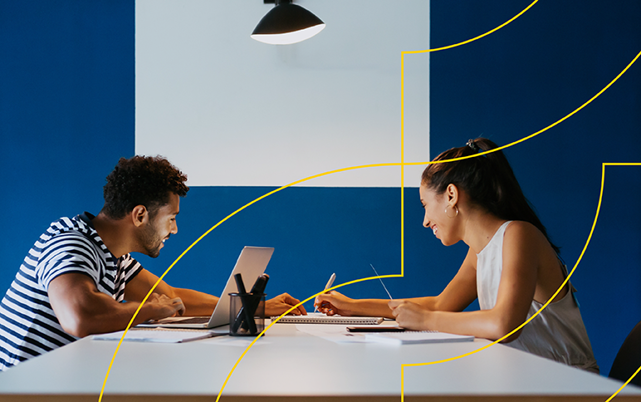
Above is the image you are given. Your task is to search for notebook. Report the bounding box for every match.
[93,328,218,343]
[137,246,273,330]
[364,331,474,345]
[271,312,384,325]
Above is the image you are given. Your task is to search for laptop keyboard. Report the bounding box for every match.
[172,317,209,324]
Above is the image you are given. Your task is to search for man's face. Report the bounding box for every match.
[138,193,180,258]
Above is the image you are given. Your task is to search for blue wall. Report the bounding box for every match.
[0,0,135,270]
[1,0,640,378]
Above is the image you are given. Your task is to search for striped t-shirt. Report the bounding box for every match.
[0,213,142,371]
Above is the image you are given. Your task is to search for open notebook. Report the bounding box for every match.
[271,312,383,325]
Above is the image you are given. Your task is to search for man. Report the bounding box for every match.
[0,156,306,371]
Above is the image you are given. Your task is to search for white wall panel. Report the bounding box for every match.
[136,0,430,187]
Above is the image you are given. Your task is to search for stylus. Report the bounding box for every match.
[370,264,393,300]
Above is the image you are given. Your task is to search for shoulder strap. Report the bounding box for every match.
[558,257,580,308]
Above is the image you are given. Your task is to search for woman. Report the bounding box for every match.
[316,138,599,373]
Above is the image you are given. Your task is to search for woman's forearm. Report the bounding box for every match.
[351,299,395,318]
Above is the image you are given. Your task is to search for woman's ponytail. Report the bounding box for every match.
[422,138,559,253]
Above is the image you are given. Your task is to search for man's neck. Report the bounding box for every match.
[91,212,136,258]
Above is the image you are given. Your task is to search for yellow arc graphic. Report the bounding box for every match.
[99,3,540,399]
[208,53,640,402]
[399,163,641,402]
[98,45,640,402]
[212,46,639,400]
[97,2,641,401]
[405,0,538,55]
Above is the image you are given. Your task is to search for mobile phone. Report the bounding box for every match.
[346,326,406,333]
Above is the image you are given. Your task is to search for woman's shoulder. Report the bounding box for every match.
[501,221,558,272]
[504,220,549,246]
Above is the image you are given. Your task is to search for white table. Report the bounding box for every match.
[0,322,639,401]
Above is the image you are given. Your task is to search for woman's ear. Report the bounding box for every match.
[446,183,459,206]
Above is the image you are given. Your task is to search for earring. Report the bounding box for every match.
[445,205,459,218]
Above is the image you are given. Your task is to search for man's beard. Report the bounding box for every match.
[138,221,163,258]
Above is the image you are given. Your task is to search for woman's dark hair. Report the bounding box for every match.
[102,155,189,220]
[421,138,559,253]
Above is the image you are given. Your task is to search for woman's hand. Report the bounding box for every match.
[315,291,357,316]
[389,299,430,330]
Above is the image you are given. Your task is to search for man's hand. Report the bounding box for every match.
[265,293,307,316]
[146,293,185,319]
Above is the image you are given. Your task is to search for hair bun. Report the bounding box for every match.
[466,139,480,152]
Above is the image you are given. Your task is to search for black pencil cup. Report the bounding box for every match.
[229,293,265,336]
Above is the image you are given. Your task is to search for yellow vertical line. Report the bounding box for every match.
[401,365,405,402]
[603,163,641,401]
[401,52,405,277]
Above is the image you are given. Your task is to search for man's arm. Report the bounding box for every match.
[124,268,219,316]
[125,268,307,317]
[48,272,185,338]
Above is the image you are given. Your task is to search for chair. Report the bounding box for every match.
[609,320,641,386]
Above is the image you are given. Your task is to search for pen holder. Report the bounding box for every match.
[229,293,265,336]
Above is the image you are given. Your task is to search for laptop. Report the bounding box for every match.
[137,246,274,332]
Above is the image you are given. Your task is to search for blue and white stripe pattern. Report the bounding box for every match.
[0,213,142,371]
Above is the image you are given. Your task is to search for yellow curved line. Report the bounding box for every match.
[398,161,607,401]
[97,163,400,400]
[97,0,637,394]
[214,277,399,402]
[98,46,641,401]
[399,163,641,402]
[603,163,641,402]
[404,0,538,55]
[213,48,641,400]
[404,48,641,166]
[608,366,641,402]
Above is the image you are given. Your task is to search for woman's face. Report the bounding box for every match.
[419,184,458,246]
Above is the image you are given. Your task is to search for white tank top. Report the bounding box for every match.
[476,221,599,373]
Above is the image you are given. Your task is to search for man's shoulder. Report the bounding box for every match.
[117,254,143,274]
[37,215,101,256]
[47,214,92,234]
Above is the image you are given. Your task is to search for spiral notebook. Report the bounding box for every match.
[271,312,383,325]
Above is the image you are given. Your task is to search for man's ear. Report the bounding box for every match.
[446,183,459,206]
[130,205,148,228]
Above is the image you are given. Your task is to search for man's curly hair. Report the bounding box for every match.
[102,156,189,220]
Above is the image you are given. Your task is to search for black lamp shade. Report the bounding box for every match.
[251,3,325,45]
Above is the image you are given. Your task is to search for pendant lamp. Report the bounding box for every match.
[251,0,325,45]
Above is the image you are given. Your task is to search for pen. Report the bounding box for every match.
[234,273,247,295]
[233,273,257,333]
[233,274,270,332]
[314,272,336,313]
[370,264,394,300]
